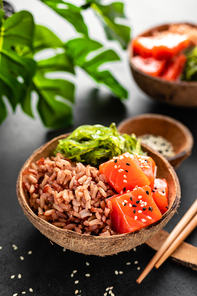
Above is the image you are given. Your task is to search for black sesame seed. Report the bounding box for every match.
[145,159,148,163]
[133,209,136,214]
[114,159,117,163]
[162,190,165,193]
[148,206,153,212]
[130,197,133,201]
[126,162,130,166]
[123,203,126,206]
[166,206,169,209]
[136,200,140,204]
[132,204,137,207]
[152,189,155,193]
[146,190,149,195]
[123,187,126,192]
[125,169,128,173]
[143,207,147,211]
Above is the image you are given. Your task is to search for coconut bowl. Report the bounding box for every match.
[129,23,197,107]
[118,114,193,169]
[16,133,181,256]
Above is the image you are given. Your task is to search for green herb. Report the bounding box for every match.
[0,1,131,128]
[181,46,197,81]
[54,123,145,167]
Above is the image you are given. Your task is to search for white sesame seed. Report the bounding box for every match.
[86,262,90,266]
[115,270,118,275]
[28,251,32,255]
[85,273,90,277]
[137,266,141,270]
[71,273,74,277]
[63,248,66,252]
[138,195,142,199]
[133,247,137,251]
[104,293,107,296]
[147,216,152,219]
[124,200,128,203]
[75,290,79,294]
[75,280,79,284]
[11,275,15,279]
[13,294,18,296]
[141,219,146,222]
[20,256,24,260]
[127,190,130,193]
[0,246,2,250]
[134,261,138,264]
[73,270,77,274]
[134,215,138,220]
[138,210,142,213]
[18,274,22,279]
[118,169,124,172]
[22,292,26,294]
[126,262,131,265]
[29,288,33,292]
[12,244,18,250]
[114,165,117,169]
[129,203,132,207]
[123,180,127,183]
[119,271,123,274]
[123,175,127,178]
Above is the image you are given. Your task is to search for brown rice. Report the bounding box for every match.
[22,153,116,236]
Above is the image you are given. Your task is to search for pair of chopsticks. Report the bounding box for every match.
[136,199,197,284]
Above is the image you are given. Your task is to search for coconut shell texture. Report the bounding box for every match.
[16,134,181,256]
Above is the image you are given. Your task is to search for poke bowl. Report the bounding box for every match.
[129,22,197,107]
[16,124,181,256]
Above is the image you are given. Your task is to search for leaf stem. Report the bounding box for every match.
[0,0,3,10]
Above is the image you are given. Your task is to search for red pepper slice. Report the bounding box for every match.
[152,178,168,214]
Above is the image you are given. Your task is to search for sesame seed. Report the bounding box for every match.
[114,165,117,169]
[124,200,128,203]
[123,180,127,183]
[28,251,32,255]
[133,247,137,251]
[104,293,107,296]
[123,175,127,178]
[136,200,140,204]
[137,266,141,270]
[71,273,74,277]
[126,262,131,265]
[133,209,136,213]
[75,290,79,294]
[146,190,149,195]
[114,159,117,163]
[13,294,18,296]
[143,207,147,211]
[123,187,126,192]
[138,195,142,199]
[20,256,24,260]
[73,270,77,274]
[29,288,33,292]
[0,246,2,250]
[63,248,66,252]
[129,203,132,207]
[138,210,142,213]
[86,262,90,266]
[147,216,152,219]
[125,169,128,172]
[119,271,123,274]
[22,292,26,295]
[118,169,124,173]
[134,216,138,220]
[85,273,90,277]
[75,280,79,284]
[148,206,153,212]
[126,162,130,166]
[18,274,22,279]
[11,275,15,279]
[12,244,18,250]
[130,197,133,201]
[115,270,118,275]
[134,261,138,264]
[132,204,137,207]
[141,218,146,222]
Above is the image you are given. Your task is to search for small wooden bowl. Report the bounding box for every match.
[129,23,197,107]
[16,133,181,256]
[118,114,193,169]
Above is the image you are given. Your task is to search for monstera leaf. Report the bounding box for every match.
[0,10,36,124]
[65,37,128,99]
[40,0,88,36]
[89,1,131,49]
[21,25,75,128]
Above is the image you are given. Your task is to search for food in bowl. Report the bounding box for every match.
[131,23,197,82]
[22,124,170,236]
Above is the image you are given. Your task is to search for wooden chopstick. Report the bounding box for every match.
[155,214,197,268]
[136,199,197,284]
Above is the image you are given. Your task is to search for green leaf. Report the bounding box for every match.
[65,37,128,99]
[87,1,131,49]
[40,0,88,36]
[0,10,36,114]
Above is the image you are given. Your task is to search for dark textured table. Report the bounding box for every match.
[1,1,197,295]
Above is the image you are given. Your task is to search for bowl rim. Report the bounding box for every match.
[128,21,197,86]
[16,132,181,242]
[117,113,194,163]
